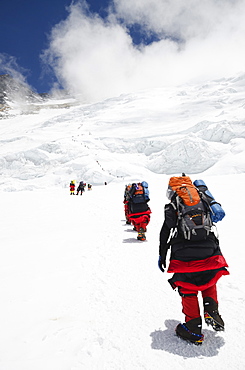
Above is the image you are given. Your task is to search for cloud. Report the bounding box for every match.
[42,0,245,102]
[42,3,140,101]
[113,0,244,40]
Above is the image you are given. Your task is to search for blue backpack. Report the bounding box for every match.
[141,181,150,202]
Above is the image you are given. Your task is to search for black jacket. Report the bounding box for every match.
[160,201,222,265]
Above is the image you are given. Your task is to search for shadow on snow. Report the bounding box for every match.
[150,319,225,357]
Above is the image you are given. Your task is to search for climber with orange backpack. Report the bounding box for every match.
[127,181,151,241]
[158,174,229,345]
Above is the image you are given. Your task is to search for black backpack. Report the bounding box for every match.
[169,176,213,241]
[174,196,213,241]
[130,183,146,204]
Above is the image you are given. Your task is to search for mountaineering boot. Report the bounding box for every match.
[203,297,224,331]
[137,228,146,241]
[175,317,204,345]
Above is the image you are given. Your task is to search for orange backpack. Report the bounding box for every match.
[134,183,144,196]
[168,176,200,206]
[168,175,212,240]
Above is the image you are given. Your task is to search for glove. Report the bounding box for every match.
[158,256,166,273]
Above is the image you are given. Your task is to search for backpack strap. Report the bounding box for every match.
[169,197,181,239]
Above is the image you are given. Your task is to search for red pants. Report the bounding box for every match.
[129,214,150,232]
[180,285,218,322]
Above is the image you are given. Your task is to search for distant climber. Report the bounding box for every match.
[70,180,75,195]
[76,181,85,195]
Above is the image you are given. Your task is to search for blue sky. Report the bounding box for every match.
[0,0,110,93]
[1,0,244,99]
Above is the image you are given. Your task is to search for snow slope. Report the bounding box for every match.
[0,74,245,369]
[0,177,244,370]
[1,73,245,192]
